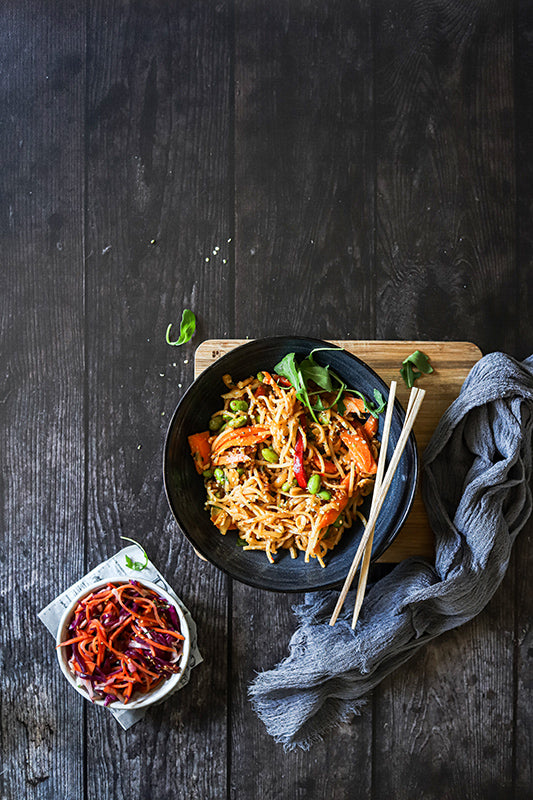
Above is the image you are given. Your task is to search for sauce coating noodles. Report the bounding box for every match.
[188,371,380,566]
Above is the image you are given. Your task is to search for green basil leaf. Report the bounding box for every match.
[400,350,435,387]
[120,536,149,571]
[275,348,346,424]
[300,358,333,391]
[402,350,433,375]
[166,308,196,346]
[274,352,301,388]
[373,389,386,414]
[400,362,417,388]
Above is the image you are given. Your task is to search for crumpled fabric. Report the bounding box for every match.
[248,353,533,749]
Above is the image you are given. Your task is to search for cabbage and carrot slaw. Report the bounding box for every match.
[57,581,185,705]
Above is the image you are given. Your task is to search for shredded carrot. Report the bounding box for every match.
[58,581,185,705]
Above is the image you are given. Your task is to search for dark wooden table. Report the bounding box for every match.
[2,2,532,798]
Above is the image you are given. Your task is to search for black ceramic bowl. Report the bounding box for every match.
[163,336,418,592]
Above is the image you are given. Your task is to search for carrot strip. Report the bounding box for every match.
[342,395,366,416]
[211,425,270,455]
[363,415,378,438]
[151,627,185,640]
[316,475,352,531]
[57,633,92,648]
[132,628,175,653]
[188,431,211,473]
[340,430,377,474]
[343,395,378,438]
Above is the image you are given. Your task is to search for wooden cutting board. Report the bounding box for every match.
[194,340,482,563]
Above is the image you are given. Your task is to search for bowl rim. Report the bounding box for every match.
[55,576,191,709]
[163,335,419,591]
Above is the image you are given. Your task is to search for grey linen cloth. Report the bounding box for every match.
[248,352,533,749]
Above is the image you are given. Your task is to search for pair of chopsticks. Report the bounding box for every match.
[329,383,425,628]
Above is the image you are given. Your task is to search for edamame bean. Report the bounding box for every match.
[228,415,247,428]
[257,372,264,382]
[209,416,223,431]
[261,448,279,463]
[202,469,213,479]
[317,489,331,501]
[214,467,225,482]
[230,399,248,412]
[307,474,321,494]
[281,480,292,492]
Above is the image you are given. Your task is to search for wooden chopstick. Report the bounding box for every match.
[329,386,425,626]
[350,380,397,629]
[350,382,419,628]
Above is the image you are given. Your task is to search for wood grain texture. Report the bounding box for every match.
[371,3,518,797]
[234,0,375,341]
[230,590,373,800]
[514,3,533,797]
[0,2,86,798]
[84,2,233,798]
[516,0,533,361]
[195,339,482,562]
[374,0,516,356]
[1,0,529,798]
[374,578,515,800]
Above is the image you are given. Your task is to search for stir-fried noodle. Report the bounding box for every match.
[188,370,380,566]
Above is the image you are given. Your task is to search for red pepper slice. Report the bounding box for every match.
[293,430,308,488]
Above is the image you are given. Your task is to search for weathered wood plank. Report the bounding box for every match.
[372,2,516,796]
[374,582,515,799]
[84,1,233,798]
[234,0,375,342]
[514,2,533,796]
[0,2,86,798]
[231,1,374,796]
[514,519,533,799]
[374,0,516,357]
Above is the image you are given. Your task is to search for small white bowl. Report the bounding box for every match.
[56,577,191,710]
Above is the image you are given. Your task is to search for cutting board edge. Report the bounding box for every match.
[195,339,483,368]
